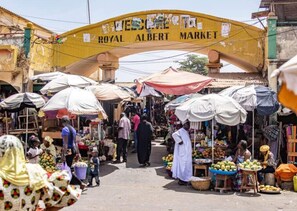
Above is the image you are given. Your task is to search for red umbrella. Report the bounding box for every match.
[136,67,213,95]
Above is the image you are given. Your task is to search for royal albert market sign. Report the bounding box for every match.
[96,13,230,43]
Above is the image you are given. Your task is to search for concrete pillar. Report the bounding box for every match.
[97,53,119,82]
[206,50,222,74]
[267,59,278,92]
[267,13,278,60]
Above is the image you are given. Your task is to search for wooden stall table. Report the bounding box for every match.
[209,168,236,192]
[193,164,208,177]
[240,169,259,194]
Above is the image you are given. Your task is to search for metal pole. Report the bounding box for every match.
[212,119,214,163]
[5,111,8,134]
[252,110,255,159]
[25,108,29,154]
[87,0,91,24]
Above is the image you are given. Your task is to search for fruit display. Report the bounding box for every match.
[215,140,228,147]
[238,159,262,171]
[162,154,173,162]
[39,152,57,173]
[201,148,225,159]
[166,162,173,171]
[210,160,237,172]
[192,150,203,159]
[259,185,281,192]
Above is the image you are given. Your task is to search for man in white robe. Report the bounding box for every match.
[171,121,192,185]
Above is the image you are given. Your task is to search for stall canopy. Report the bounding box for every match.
[30,71,67,81]
[271,54,297,113]
[175,94,247,126]
[0,92,45,112]
[175,94,247,162]
[219,84,279,158]
[40,74,97,95]
[139,83,162,97]
[42,87,107,118]
[136,67,213,95]
[85,83,133,101]
[165,93,202,111]
[219,85,279,116]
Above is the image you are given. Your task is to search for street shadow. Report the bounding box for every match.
[163,180,235,195]
[155,167,175,180]
[235,192,261,197]
[99,163,120,177]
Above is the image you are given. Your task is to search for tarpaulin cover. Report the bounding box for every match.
[136,67,213,95]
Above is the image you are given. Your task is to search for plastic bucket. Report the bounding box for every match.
[74,166,87,180]
[293,175,297,192]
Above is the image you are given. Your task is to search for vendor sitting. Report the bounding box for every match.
[233,140,251,191]
[258,145,276,183]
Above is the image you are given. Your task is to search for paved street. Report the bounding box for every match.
[63,140,297,211]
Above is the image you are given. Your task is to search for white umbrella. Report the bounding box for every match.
[30,71,67,81]
[0,92,46,153]
[40,74,97,95]
[86,83,132,101]
[175,94,247,162]
[42,87,107,119]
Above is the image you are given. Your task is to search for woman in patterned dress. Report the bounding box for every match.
[0,135,81,211]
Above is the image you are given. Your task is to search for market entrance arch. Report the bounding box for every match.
[53,10,265,81]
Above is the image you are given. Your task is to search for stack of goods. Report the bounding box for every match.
[238,159,262,171]
[39,152,57,173]
[210,160,237,172]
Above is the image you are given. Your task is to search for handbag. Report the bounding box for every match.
[61,162,72,180]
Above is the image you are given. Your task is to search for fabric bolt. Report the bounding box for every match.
[171,128,192,182]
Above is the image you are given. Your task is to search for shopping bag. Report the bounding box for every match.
[61,162,72,180]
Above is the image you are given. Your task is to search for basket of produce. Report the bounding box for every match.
[209,160,237,176]
[73,162,88,180]
[162,154,173,166]
[238,159,262,172]
[39,152,57,173]
[259,185,281,194]
[190,177,211,191]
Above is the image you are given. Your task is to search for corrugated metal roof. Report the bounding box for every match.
[207,73,268,88]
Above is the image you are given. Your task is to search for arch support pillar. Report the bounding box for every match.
[206,50,222,74]
[97,53,119,82]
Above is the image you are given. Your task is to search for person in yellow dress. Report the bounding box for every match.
[0,135,81,211]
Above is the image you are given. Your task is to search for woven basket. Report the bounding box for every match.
[191,177,211,191]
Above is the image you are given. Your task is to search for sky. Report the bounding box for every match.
[0,0,264,82]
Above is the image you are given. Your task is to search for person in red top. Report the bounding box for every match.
[131,112,140,153]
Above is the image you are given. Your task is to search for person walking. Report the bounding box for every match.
[131,112,140,153]
[115,113,131,163]
[137,114,154,167]
[60,116,87,190]
[171,120,192,185]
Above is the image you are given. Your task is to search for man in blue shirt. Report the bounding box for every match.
[61,116,86,191]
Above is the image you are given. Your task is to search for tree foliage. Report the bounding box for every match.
[175,54,208,75]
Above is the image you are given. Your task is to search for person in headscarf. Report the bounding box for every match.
[258,145,276,183]
[40,136,57,159]
[137,114,154,167]
[171,120,192,185]
[0,135,81,210]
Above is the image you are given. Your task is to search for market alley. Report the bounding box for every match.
[62,139,297,211]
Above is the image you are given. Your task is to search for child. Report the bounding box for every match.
[26,135,43,164]
[88,148,100,187]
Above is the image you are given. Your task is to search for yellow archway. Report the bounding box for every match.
[53,10,265,79]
